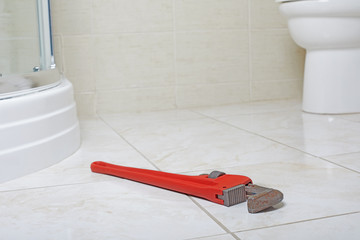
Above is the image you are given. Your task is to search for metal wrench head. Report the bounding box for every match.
[245,184,284,213]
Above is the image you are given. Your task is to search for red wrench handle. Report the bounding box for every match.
[91,161,252,205]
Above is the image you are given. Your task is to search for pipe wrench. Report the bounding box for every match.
[91,161,283,213]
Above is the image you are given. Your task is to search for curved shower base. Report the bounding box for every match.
[0,77,81,183]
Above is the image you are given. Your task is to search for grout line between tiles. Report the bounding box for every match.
[185,233,238,240]
[98,115,239,239]
[322,151,360,159]
[0,180,109,194]
[233,211,360,234]
[188,197,241,240]
[189,110,360,174]
[97,115,162,171]
[317,156,360,174]
[96,109,359,236]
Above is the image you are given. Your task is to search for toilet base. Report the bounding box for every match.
[303,48,360,114]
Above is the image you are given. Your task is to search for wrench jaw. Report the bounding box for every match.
[215,183,284,213]
[245,184,284,213]
[217,184,247,207]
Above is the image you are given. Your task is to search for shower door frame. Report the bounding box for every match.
[37,0,56,71]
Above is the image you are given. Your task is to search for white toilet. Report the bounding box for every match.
[277,0,360,114]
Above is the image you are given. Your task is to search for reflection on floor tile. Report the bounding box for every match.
[190,233,237,240]
[323,152,360,173]
[100,109,205,134]
[191,160,360,232]
[1,99,360,239]
[335,114,360,123]
[192,99,301,117]
[236,213,360,240]
[0,181,225,240]
[106,117,314,173]
[217,111,360,156]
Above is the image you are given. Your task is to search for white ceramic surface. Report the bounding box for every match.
[236,213,360,240]
[217,110,360,157]
[0,78,80,183]
[278,0,360,113]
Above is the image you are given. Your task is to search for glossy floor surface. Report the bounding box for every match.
[1,99,359,240]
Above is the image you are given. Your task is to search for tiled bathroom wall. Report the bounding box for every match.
[50,0,305,115]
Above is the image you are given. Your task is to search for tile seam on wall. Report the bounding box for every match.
[248,0,253,101]
[95,82,250,92]
[57,29,252,37]
[173,0,179,108]
[51,0,305,113]
[57,33,66,75]
[90,0,94,35]
[53,33,65,74]
[89,1,96,115]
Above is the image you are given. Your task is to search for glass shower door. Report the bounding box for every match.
[0,0,59,98]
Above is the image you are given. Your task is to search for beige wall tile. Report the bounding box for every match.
[94,33,174,90]
[176,30,249,85]
[97,87,176,113]
[250,0,287,29]
[251,29,305,82]
[48,0,306,113]
[63,36,95,92]
[92,0,173,34]
[74,92,96,116]
[50,0,91,35]
[175,0,248,31]
[251,80,302,101]
[176,83,250,108]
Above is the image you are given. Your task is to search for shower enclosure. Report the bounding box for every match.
[0,0,80,183]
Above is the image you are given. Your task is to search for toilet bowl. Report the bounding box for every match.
[277,0,360,114]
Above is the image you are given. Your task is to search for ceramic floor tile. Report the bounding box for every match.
[106,117,314,173]
[0,181,225,240]
[0,117,155,191]
[335,113,360,123]
[236,213,360,240]
[191,99,301,118]
[190,156,360,232]
[323,152,360,173]
[99,109,204,133]
[3,99,359,240]
[219,110,360,157]
[189,233,237,240]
